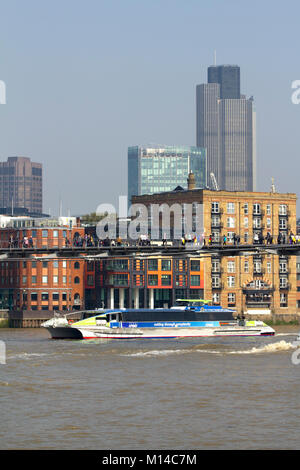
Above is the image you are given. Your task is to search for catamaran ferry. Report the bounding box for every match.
[70,300,275,339]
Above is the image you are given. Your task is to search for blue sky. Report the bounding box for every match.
[0,0,299,214]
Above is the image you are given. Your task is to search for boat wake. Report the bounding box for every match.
[226,340,296,355]
[121,340,297,358]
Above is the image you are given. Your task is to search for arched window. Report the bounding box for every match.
[74,262,80,269]
[74,276,80,284]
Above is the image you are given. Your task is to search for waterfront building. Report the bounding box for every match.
[132,187,297,315]
[196,65,256,192]
[0,216,85,312]
[0,157,43,215]
[128,145,206,204]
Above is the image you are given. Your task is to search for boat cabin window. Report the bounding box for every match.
[106,312,123,322]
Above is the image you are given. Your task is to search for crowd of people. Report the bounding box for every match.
[6,230,300,249]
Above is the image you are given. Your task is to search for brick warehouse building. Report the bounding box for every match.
[84,255,205,310]
[131,183,298,315]
[0,216,85,315]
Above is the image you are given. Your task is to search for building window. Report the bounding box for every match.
[266,218,271,228]
[62,292,67,301]
[42,276,48,284]
[212,292,220,304]
[31,293,38,301]
[279,261,288,273]
[254,261,262,273]
[161,275,171,286]
[87,275,94,286]
[41,292,49,301]
[244,232,249,243]
[244,203,248,215]
[227,276,235,288]
[228,293,236,306]
[244,260,249,273]
[74,277,80,284]
[161,259,171,271]
[42,261,48,268]
[244,217,248,228]
[267,262,272,274]
[211,215,221,227]
[53,261,59,268]
[212,259,220,272]
[53,230,58,238]
[211,202,219,213]
[148,259,158,271]
[227,261,235,273]
[280,293,288,307]
[212,276,221,288]
[227,202,235,214]
[53,276,58,284]
[190,275,200,286]
[212,231,220,243]
[32,276,37,284]
[266,204,271,215]
[62,260,67,268]
[74,262,80,269]
[253,203,261,215]
[191,260,200,271]
[22,276,27,284]
[42,230,48,238]
[53,292,59,301]
[227,217,235,228]
[62,276,67,284]
[279,277,288,288]
[253,218,261,229]
[148,274,158,286]
[279,218,287,230]
[279,205,287,216]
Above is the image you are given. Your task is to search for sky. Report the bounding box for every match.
[0,0,300,215]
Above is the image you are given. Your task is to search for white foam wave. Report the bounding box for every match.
[227,340,296,355]
[8,352,49,360]
[122,341,297,358]
[121,349,190,358]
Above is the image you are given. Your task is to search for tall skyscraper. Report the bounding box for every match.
[208,65,240,99]
[0,157,43,214]
[128,145,206,204]
[196,65,256,192]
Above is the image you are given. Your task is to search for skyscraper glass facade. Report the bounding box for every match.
[128,146,206,204]
[196,64,255,192]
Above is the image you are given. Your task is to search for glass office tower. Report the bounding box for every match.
[196,64,256,192]
[128,145,206,204]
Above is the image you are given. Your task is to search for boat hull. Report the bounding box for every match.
[75,325,275,340]
[45,326,83,339]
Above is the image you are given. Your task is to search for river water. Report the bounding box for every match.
[0,326,299,450]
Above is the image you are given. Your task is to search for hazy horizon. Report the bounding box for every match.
[0,0,299,215]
